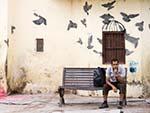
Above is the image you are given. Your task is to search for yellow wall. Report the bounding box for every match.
[7,0,150,97]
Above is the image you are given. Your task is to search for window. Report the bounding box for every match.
[36,38,44,52]
[102,31,125,64]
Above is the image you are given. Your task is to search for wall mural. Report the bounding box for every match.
[11,26,16,34]
[101,0,116,11]
[67,20,77,31]
[66,0,150,57]
[125,34,139,48]
[135,21,144,31]
[81,18,87,27]
[100,13,114,25]
[33,13,47,26]
[77,38,83,45]
[83,1,92,15]
[4,39,9,47]
[120,12,139,22]
[87,34,94,49]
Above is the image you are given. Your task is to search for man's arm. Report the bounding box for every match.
[115,66,126,84]
[106,78,117,92]
[115,75,125,84]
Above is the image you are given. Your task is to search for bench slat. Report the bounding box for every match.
[65,73,93,76]
[64,79,93,81]
[61,86,103,90]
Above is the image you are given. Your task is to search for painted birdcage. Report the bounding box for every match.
[102,20,126,32]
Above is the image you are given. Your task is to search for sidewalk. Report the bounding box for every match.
[0,93,149,113]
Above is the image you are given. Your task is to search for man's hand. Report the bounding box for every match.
[112,86,117,93]
[115,75,125,84]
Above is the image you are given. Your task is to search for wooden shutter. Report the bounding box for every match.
[36,39,44,52]
[102,31,125,64]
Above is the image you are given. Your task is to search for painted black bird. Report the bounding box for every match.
[135,21,144,31]
[93,50,102,56]
[67,20,77,31]
[100,13,114,20]
[83,1,92,15]
[101,0,116,10]
[126,49,134,56]
[11,26,16,34]
[125,34,140,48]
[100,13,114,24]
[33,13,47,25]
[87,35,94,49]
[120,12,139,22]
[97,38,103,44]
[81,18,87,27]
[4,39,9,46]
[76,38,83,45]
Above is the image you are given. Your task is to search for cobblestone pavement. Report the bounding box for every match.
[0,93,149,113]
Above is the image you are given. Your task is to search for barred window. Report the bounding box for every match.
[36,38,44,52]
[102,31,125,64]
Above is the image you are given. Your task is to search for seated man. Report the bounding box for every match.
[99,58,126,109]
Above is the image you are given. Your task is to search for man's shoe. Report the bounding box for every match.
[99,102,109,109]
[118,101,123,109]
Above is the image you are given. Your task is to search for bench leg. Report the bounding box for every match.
[58,87,65,106]
[124,85,127,106]
[123,93,127,105]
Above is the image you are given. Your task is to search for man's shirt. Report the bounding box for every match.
[106,65,126,82]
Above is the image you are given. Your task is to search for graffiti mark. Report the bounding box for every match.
[83,1,92,15]
[100,13,114,24]
[101,0,116,11]
[4,39,9,46]
[120,12,139,22]
[125,49,134,56]
[81,18,87,27]
[33,13,47,25]
[125,34,140,48]
[93,50,102,56]
[129,61,138,73]
[97,38,102,44]
[11,26,16,34]
[76,38,83,45]
[135,21,144,31]
[67,20,77,31]
[87,34,94,49]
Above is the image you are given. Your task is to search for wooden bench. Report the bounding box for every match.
[58,67,127,106]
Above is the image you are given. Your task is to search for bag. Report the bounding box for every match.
[93,67,106,87]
